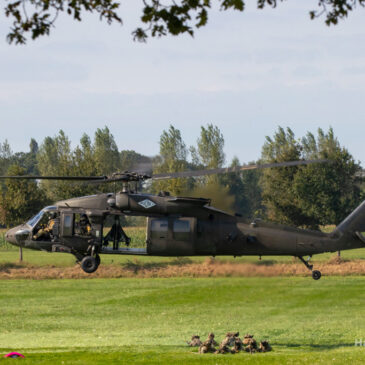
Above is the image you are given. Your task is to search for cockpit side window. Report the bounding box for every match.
[62,214,74,237]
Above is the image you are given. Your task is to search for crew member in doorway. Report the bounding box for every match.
[79,214,92,236]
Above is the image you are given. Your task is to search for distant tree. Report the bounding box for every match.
[260,127,304,226]
[4,0,363,44]
[189,182,235,214]
[11,138,39,175]
[0,140,13,176]
[120,150,152,173]
[152,125,191,196]
[261,127,362,229]
[94,127,120,176]
[221,157,263,218]
[73,134,97,176]
[37,130,75,201]
[189,124,234,212]
[0,165,47,227]
[36,128,153,200]
[71,133,101,196]
[293,128,362,227]
[190,124,225,170]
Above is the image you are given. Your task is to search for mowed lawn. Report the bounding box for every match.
[1,277,365,364]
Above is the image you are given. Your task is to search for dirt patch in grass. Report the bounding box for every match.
[1,257,365,279]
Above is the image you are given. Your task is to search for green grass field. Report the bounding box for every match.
[1,277,365,364]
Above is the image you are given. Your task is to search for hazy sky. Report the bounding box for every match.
[0,1,364,165]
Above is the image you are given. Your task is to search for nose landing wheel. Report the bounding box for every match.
[80,253,100,274]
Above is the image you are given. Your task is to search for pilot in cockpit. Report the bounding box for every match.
[33,212,58,241]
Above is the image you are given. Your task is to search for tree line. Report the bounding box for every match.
[0,125,363,229]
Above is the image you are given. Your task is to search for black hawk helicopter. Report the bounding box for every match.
[3,160,365,280]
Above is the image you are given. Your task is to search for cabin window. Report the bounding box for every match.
[151,219,168,239]
[63,214,74,236]
[173,219,190,241]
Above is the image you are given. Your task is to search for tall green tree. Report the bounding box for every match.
[120,150,152,173]
[189,124,234,212]
[261,127,362,229]
[0,140,13,176]
[190,124,225,170]
[37,130,75,201]
[11,138,39,175]
[94,127,121,176]
[221,157,263,218]
[260,127,305,226]
[0,165,46,227]
[293,128,362,227]
[152,125,191,196]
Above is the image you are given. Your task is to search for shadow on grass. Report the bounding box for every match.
[0,262,25,272]
[282,343,354,351]
[254,260,277,266]
[123,257,193,273]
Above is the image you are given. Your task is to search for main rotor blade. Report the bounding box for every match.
[0,175,108,181]
[151,159,328,180]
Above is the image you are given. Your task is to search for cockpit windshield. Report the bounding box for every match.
[26,206,57,227]
[27,211,44,227]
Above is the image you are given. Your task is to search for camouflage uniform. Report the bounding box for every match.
[243,334,257,354]
[220,333,236,347]
[198,340,216,354]
[187,335,202,347]
[214,332,237,354]
[198,333,217,354]
[206,333,218,346]
[214,345,234,354]
[258,340,272,352]
[79,214,92,235]
[232,337,244,353]
[33,215,56,241]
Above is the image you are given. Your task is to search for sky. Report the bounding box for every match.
[0,1,364,165]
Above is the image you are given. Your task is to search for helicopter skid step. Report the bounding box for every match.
[100,247,148,255]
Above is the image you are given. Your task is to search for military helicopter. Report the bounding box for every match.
[3,159,365,280]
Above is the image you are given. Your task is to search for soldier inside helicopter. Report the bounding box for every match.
[74,213,92,236]
[30,208,59,242]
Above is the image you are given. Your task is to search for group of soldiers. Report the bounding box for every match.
[187,332,272,354]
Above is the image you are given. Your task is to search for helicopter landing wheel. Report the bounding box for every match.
[81,255,98,274]
[312,270,322,280]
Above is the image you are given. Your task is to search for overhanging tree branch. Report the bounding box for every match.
[4,0,365,45]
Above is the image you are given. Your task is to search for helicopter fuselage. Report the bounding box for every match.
[5,191,365,278]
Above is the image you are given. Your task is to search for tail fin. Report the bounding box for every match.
[333,200,365,235]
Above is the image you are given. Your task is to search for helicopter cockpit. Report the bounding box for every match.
[28,206,59,242]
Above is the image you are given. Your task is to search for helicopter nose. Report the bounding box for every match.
[5,228,19,247]
[5,227,30,247]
